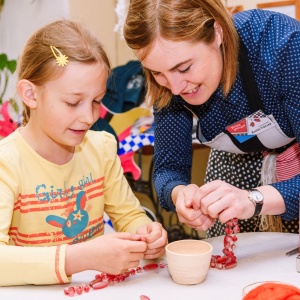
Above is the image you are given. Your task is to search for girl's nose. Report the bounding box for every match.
[80,104,95,125]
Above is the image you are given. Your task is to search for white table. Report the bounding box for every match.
[0,232,299,300]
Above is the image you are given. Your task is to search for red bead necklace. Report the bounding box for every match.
[210,218,240,270]
[64,219,240,297]
[63,262,166,297]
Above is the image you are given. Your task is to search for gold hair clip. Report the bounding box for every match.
[50,45,69,67]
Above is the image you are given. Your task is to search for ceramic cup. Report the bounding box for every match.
[165,239,213,285]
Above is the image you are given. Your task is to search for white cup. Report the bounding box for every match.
[165,239,213,285]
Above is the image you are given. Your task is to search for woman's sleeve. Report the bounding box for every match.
[267,28,300,221]
[153,98,194,212]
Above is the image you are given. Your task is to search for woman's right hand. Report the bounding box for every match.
[65,232,147,276]
[173,184,216,231]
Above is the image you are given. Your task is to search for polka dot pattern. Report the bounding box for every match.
[205,149,298,237]
[153,9,300,226]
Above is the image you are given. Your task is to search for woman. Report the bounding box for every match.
[123,0,300,237]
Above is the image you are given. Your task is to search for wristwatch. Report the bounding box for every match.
[248,189,264,217]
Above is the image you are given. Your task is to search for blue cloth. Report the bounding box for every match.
[153,9,300,220]
[101,60,145,113]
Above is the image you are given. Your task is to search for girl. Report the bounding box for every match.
[0,19,167,286]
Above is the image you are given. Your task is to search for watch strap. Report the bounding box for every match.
[248,189,263,217]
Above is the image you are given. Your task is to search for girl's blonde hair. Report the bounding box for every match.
[18,19,111,124]
[124,0,239,108]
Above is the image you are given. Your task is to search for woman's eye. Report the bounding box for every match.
[151,71,160,76]
[178,65,191,73]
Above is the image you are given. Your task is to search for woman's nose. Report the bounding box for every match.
[166,74,186,95]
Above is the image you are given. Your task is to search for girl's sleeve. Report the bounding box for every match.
[101,132,152,233]
[0,156,70,286]
[0,244,70,286]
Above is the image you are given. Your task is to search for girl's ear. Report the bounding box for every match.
[17,79,38,108]
[214,22,223,47]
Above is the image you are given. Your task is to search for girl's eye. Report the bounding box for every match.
[178,65,191,73]
[67,102,78,108]
[93,100,101,105]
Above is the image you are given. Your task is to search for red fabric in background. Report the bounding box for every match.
[276,143,300,182]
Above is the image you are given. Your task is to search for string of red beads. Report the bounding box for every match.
[63,262,166,297]
[64,220,240,296]
[210,218,240,270]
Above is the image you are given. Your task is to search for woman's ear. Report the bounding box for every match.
[214,22,223,47]
[17,79,38,108]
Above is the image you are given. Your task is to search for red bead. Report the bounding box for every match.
[124,271,131,278]
[143,263,158,271]
[216,256,228,264]
[232,218,238,225]
[225,261,237,269]
[75,286,83,295]
[119,274,125,281]
[230,256,237,263]
[108,281,114,286]
[83,284,90,292]
[91,281,108,290]
[224,227,233,234]
[68,287,75,293]
[140,295,151,300]
[63,287,70,295]
[232,235,238,242]
[130,269,136,275]
[136,267,143,273]
[89,277,102,287]
[233,225,240,234]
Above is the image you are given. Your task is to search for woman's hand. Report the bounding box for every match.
[190,180,254,222]
[174,184,216,231]
[136,222,168,259]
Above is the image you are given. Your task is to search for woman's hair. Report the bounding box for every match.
[124,0,239,108]
[18,19,111,124]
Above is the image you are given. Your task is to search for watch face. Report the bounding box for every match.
[250,190,264,202]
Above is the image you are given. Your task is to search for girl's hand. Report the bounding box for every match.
[65,232,147,276]
[136,222,168,259]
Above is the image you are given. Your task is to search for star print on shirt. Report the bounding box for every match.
[73,210,84,221]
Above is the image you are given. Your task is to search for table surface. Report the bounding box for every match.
[0,232,299,300]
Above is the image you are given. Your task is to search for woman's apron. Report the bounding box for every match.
[194,41,299,237]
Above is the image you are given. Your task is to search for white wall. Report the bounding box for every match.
[224,0,297,11]
[0,0,298,102]
[0,0,70,101]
